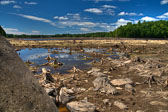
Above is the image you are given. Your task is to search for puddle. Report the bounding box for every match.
[17,48,107,74]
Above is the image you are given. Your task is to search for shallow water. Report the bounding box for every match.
[17,48,107,74]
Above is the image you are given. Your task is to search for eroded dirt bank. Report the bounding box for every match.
[10,38,168,112]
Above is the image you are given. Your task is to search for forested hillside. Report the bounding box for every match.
[0,26,6,37]
[111,20,168,38]
[6,20,168,38]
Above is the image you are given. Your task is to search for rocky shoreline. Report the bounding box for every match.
[10,39,168,112]
[28,42,168,112]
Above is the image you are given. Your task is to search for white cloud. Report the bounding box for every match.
[24,2,38,5]
[59,21,97,27]
[84,7,115,15]
[118,12,143,16]
[3,27,28,35]
[54,16,69,20]
[115,18,132,27]
[13,5,22,9]
[3,26,41,35]
[16,14,56,26]
[67,13,81,20]
[161,0,168,5]
[102,5,117,8]
[0,0,15,5]
[84,8,103,14]
[141,16,158,21]
[80,28,90,32]
[157,12,168,19]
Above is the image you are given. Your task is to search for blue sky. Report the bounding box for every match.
[0,0,168,35]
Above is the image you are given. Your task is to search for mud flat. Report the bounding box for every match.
[8,38,168,49]
[10,38,168,112]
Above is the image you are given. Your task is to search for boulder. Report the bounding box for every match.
[0,36,58,112]
[93,76,118,95]
[66,100,96,112]
[59,87,75,104]
[111,78,133,86]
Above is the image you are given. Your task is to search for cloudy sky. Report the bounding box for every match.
[0,0,168,35]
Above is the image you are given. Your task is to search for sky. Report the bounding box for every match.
[0,0,168,35]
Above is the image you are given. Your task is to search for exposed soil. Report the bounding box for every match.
[10,39,168,112]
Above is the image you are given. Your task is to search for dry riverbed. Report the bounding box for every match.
[10,39,168,112]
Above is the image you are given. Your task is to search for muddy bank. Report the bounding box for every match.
[8,38,168,50]
[13,39,168,112]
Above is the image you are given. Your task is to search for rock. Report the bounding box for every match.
[136,110,145,112]
[0,36,58,112]
[114,101,128,110]
[91,72,106,77]
[93,76,118,95]
[59,87,75,104]
[159,110,168,112]
[44,88,55,96]
[111,78,133,86]
[73,87,86,93]
[134,57,145,63]
[87,68,100,74]
[125,84,135,93]
[123,60,132,64]
[42,68,47,74]
[116,87,123,90]
[103,99,109,105]
[66,100,96,112]
[45,71,55,83]
[84,80,88,83]
[150,101,167,106]
[106,57,113,60]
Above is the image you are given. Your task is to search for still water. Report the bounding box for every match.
[17,48,106,74]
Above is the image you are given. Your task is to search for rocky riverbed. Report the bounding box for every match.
[11,39,168,112]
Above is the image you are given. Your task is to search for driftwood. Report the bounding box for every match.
[143,74,160,87]
[42,68,55,83]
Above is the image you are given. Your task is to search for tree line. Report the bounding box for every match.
[111,20,168,38]
[1,20,168,38]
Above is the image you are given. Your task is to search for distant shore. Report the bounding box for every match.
[8,38,168,50]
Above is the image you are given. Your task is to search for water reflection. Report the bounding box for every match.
[17,48,105,74]
[17,47,119,74]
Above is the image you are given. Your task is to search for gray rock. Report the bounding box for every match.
[0,36,58,112]
[114,101,128,110]
[93,76,118,95]
[59,87,75,104]
[111,78,133,86]
[66,100,96,112]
